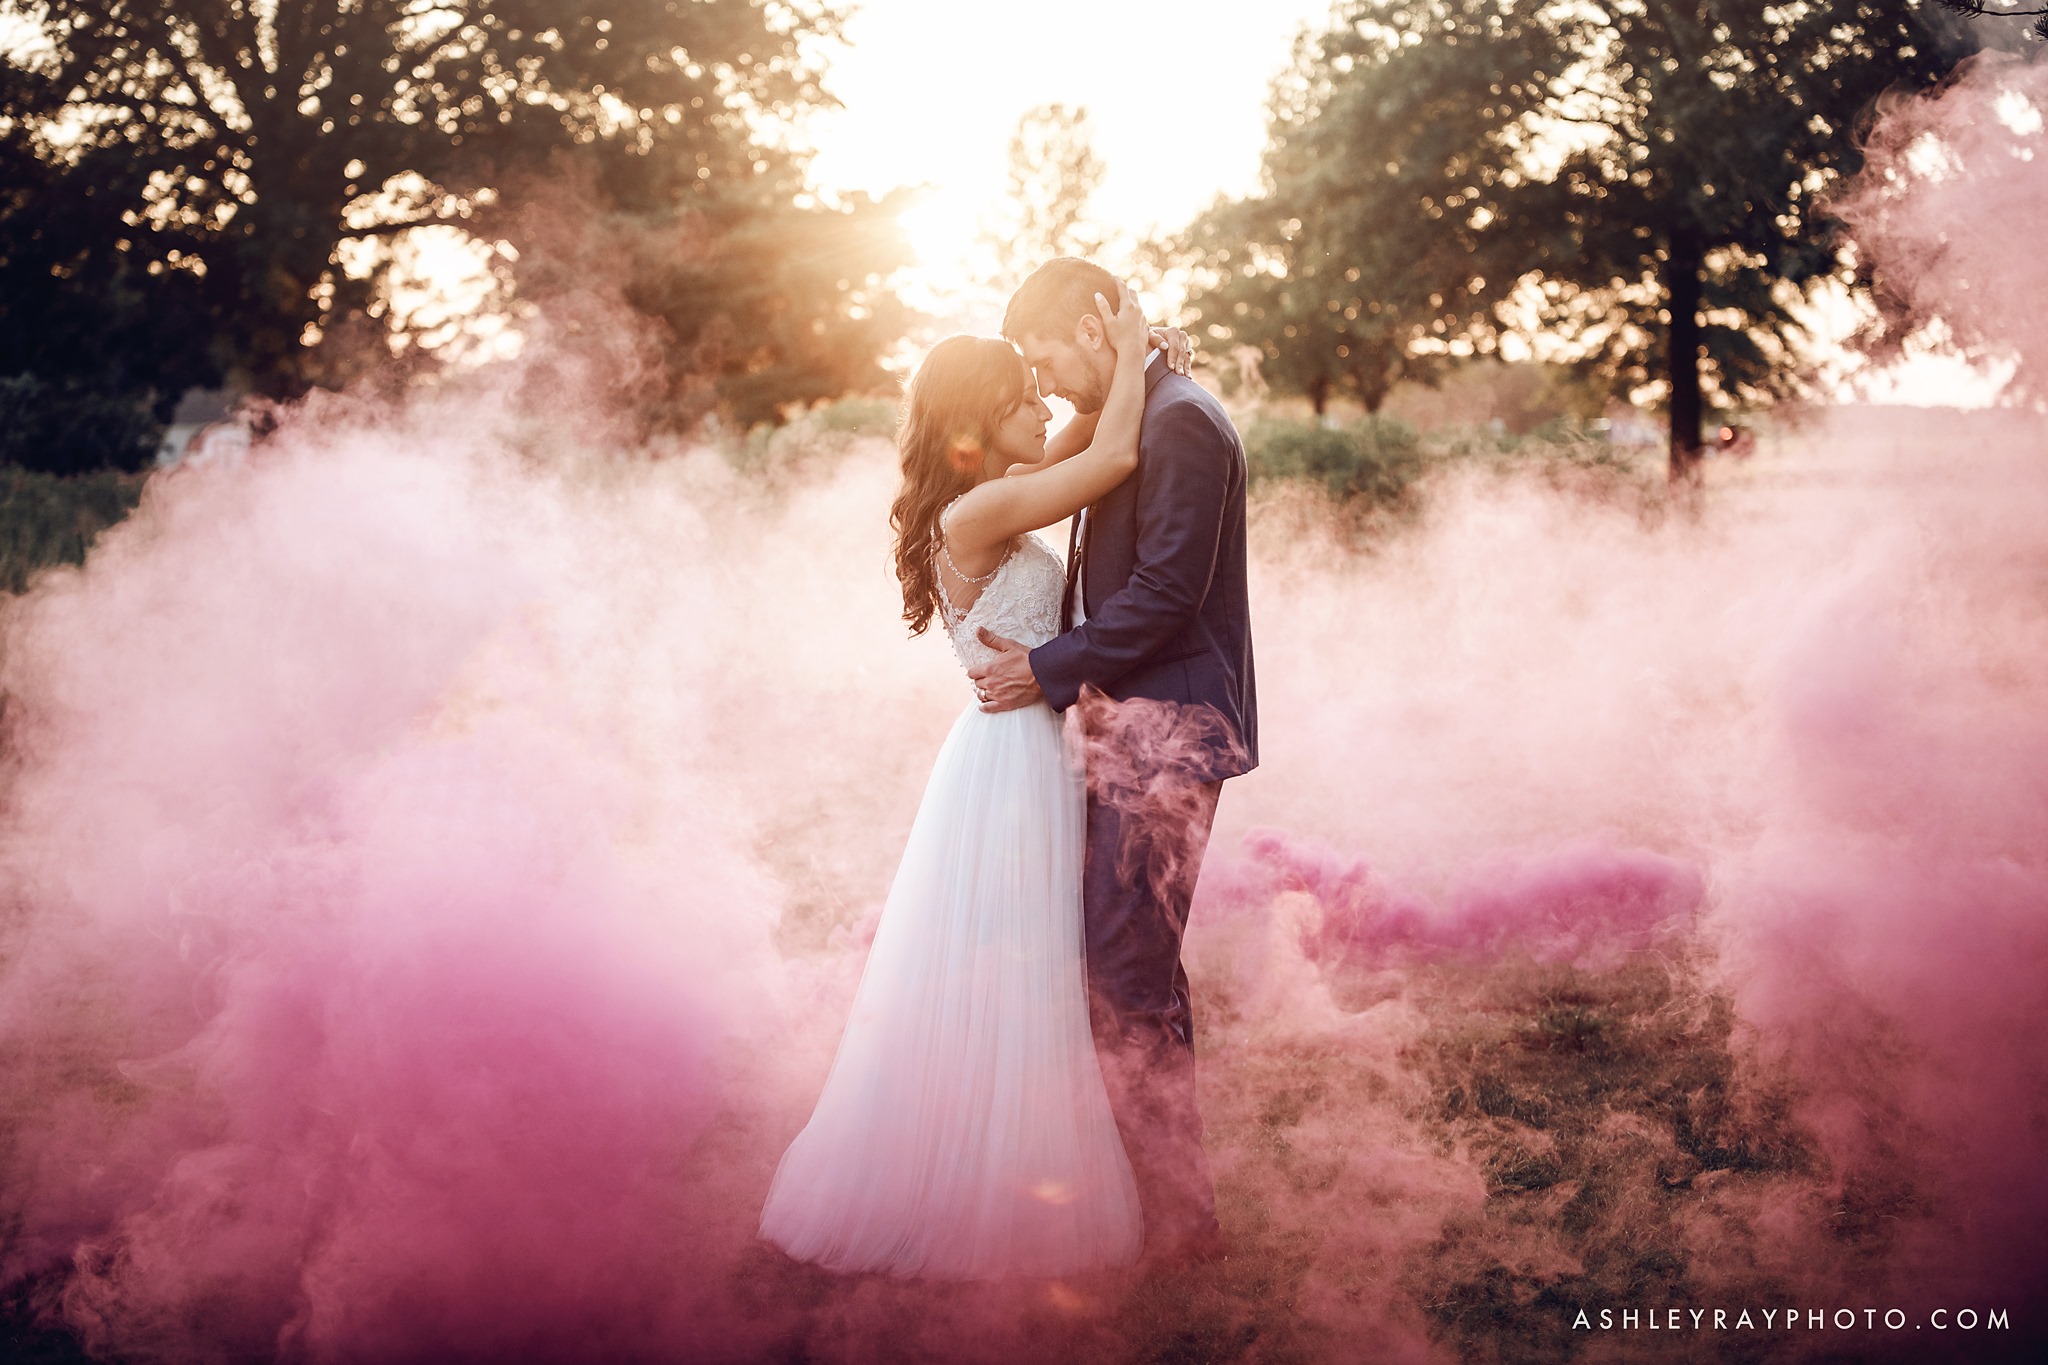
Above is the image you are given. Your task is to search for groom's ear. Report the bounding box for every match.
[1075,311,1107,353]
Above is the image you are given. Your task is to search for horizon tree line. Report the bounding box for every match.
[2,1,2033,478]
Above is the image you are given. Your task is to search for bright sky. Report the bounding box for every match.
[797,0,1337,335]
[793,0,2007,406]
[2,0,2007,408]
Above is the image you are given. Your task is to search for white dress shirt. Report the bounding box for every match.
[1069,346,1163,629]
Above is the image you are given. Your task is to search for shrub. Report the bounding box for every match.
[809,395,899,439]
[0,464,146,593]
[0,375,161,475]
[716,394,902,486]
[1243,414,1424,507]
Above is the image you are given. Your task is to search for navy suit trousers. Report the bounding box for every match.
[1080,761,1224,1250]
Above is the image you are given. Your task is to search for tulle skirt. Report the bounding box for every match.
[758,701,1142,1279]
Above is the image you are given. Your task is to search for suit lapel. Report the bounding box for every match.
[1062,354,1170,632]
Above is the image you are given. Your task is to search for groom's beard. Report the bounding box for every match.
[1069,374,1110,415]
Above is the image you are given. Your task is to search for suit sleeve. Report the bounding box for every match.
[1028,399,1232,711]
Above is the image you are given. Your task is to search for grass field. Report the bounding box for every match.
[699,944,1926,1365]
[0,465,148,595]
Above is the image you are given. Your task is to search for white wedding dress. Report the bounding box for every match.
[758,531,1143,1279]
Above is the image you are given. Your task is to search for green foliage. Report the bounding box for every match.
[983,104,1106,283]
[717,394,901,484]
[1400,956,1825,1363]
[1244,414,1423,504]
[1181,0,1975,466]
[0,464,147,594]
[0,122,224,419]
[808,395,900,439]
[1241,407,1651,519]
[1934,0,2048,42]
[0,1,906,448]
[1175,170,1448,417]
[0,376,161,476]
[635,188,912,430]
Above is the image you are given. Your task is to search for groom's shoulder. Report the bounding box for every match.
[1147,373,1242,448]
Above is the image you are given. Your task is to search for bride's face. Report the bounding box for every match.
[986,374,1052,474]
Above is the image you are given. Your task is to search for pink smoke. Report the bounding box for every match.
[0,381,820,1360]
[1204,831,1702,974]
[1835,47,2048,398]
[0,48,2044,1365]
[1189,48,2048,1315]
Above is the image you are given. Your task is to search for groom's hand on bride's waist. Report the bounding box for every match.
[969,629,1044,713]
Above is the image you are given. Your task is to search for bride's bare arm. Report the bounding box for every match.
[1038,409,1103,468]
[946,280,1150,552]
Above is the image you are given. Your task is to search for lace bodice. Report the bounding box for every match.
[937,533,1067,677]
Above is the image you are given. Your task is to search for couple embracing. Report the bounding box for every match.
[759,258,1258,1277]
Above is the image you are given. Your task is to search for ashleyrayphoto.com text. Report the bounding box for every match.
[1573,1305,2014,1333]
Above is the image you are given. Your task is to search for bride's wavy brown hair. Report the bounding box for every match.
[890,335,1032,635]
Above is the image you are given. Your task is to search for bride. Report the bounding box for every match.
[758,280,1178,1279]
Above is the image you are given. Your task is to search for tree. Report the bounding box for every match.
[0,1,906,450]
[1176,159,1443,417]
[1184,1,1976,472]
[983,103,1105,283]
[1175,31,1463,418]
[1934,1,2048,41]
[589,179,914,429]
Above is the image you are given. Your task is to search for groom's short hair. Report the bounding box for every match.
[1003,257,1119,344]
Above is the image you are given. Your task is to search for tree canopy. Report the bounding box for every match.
[1933,1,2048,41]
[989,103,1105,279]
[0,0,908,465]
[1179,0,1979,470]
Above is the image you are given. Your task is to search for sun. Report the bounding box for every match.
[884,185,1011,331]
[893,187,986,276]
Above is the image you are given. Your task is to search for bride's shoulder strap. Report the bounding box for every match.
[936,490,965,539]
[937,491,1004,588]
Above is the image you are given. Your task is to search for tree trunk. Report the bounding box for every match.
[1663,222,1705,481]
[1354,357,1393,415]
[1308,373,1330,417]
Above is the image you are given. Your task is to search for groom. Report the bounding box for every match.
[970,257,1258,1264]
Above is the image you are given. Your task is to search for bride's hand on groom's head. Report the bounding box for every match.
[1097,279,1147,356]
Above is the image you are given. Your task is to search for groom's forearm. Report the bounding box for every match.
[1029,570,1206,709]
[1030,409,1231,709]
[1027,635,1088,711]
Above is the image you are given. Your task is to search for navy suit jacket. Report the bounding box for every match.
[1028,358,1258,782]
